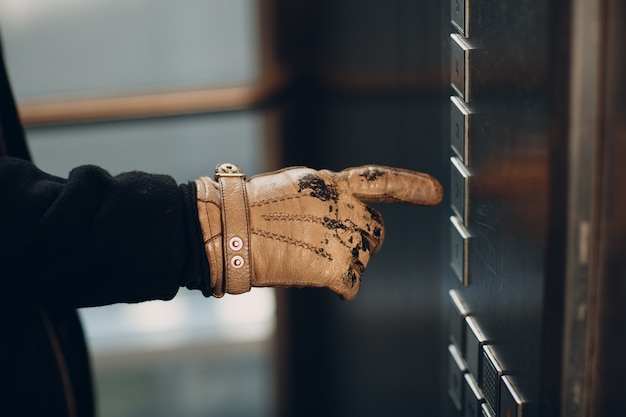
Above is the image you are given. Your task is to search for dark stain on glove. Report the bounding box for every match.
[359,167,386,182]
[341,267,359,289]
[298,174,339,203]
[322,216,348,231]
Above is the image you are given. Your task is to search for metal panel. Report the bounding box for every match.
[560,0,604,415]
[443,0,570,416]
[581,0,626,415]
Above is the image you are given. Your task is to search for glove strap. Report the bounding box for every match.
[215,163,252,294]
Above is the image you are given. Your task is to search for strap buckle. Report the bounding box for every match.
[215,163,246,179]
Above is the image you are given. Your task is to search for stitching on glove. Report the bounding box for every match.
[251,228,333,260]
[260,213,324,224]
[250,193,299,207]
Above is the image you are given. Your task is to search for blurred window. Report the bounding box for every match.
[0,0,259,100]
[0,1,277,416]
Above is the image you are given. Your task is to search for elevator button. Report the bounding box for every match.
[448,344,467,411]
[450,96,471,164]
[465,316,487,380]
[450,33,472,102]
[451,0,470,37]
[481,345,504,415]
[500,376,525,417]
[450,216,470,286]
[481,403,495,417]
[451,156,470,225]
[449,289,470,351]
[463,373,484,417]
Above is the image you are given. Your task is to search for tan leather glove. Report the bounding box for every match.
[195,163,442,300]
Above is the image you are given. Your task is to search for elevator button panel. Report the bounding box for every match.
[463,373,484,417]
[450,34,472,102]
[446,1,533,414]
[451,156,470,225]
[450,96,471,164]
[481,345,504,415]
[450,216,470,286]
[465,316,487,379]
[448,344,467,411]
[500,376,525,417]
[449,290,470,351]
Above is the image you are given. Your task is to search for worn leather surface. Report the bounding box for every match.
[196,165,442,300]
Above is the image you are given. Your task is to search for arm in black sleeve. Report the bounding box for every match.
[0,156,211,307]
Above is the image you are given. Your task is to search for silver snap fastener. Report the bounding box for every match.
[229,237,243,251]
[231,255,244,268]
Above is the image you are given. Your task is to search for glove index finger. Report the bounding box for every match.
[342,165,443,206]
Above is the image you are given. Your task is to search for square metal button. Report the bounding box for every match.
[450,95,471,164]
[500,376,525,417]
[451,156,470,226]
[450,33,472,102]
[463,373,484,417]
[449,289,470,351]
[448,344,467,411]
[481,345,504,415]
[465,316,488,379]
[481,403,495,417]
[451,0,471,37]
[450,216,470,286]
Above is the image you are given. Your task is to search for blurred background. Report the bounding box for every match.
[4,1,626,416]
[0,0,446,416]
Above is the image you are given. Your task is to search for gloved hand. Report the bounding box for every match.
[195,163,443,300]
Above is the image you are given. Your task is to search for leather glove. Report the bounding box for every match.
[195,163,442,300]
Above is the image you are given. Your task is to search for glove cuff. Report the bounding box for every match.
[195,176,226,297]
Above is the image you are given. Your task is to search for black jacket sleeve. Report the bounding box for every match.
[0,156,211,307]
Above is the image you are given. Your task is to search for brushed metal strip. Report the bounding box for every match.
[561,0,604,415]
